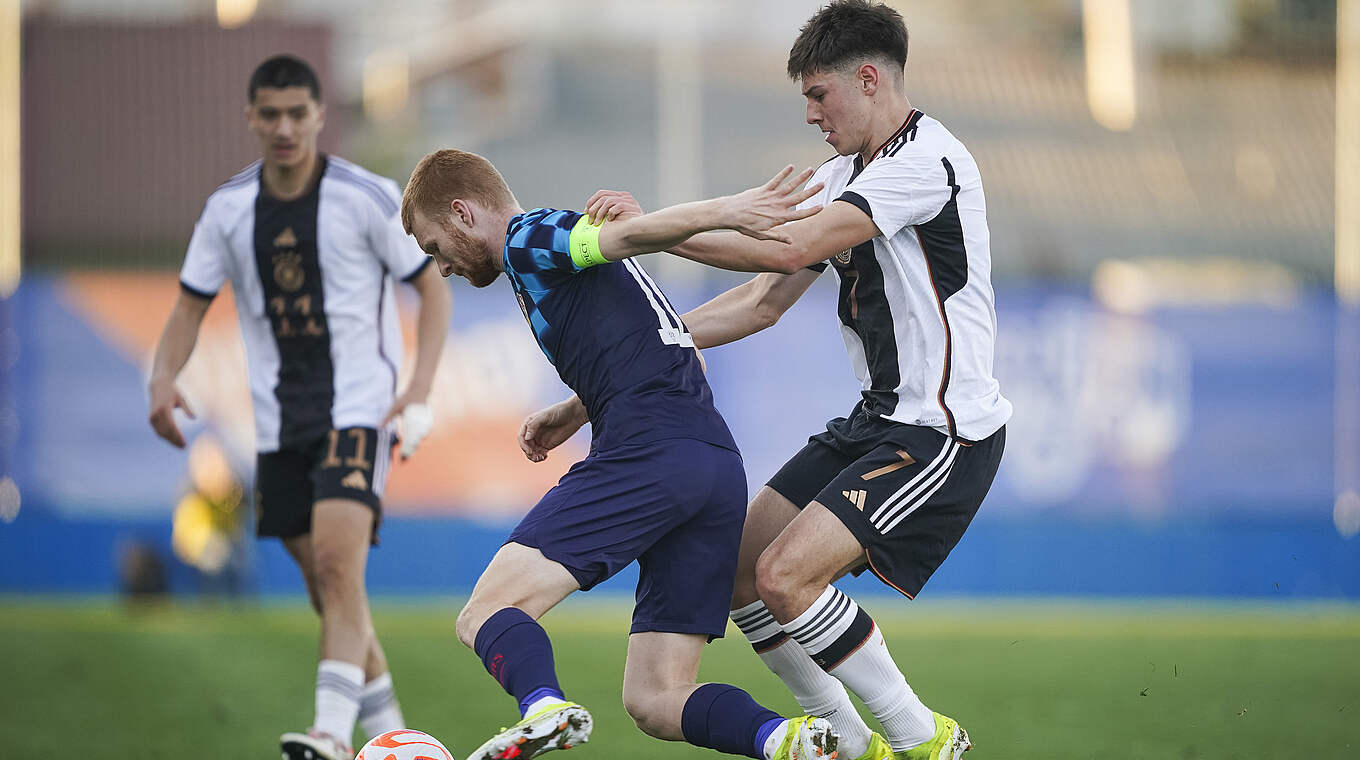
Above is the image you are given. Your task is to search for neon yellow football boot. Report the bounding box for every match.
[849,731,893,760]
[895,713,971,760]
[464,701,592,760]
[769,715,840,760]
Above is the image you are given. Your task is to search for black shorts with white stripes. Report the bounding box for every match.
[767,401,1004,599]
[255,426,393,542]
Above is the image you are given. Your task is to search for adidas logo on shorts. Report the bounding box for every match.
[842,489,867,510]
[341,469,369,491]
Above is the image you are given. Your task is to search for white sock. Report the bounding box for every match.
[358,672,405,740]
[314,659,364,747]
[732,600,873,759]
[782,587,935,751]
[762,719,789,760]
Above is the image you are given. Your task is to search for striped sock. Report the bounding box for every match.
[314,659,364,746]
[358,672,405,740]
[782,586,934,751]
[731,600,872,758]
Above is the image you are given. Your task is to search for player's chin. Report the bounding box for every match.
[468,269,500,288]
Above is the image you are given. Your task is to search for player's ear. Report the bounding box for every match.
[857,63,878,95]
[450,198,473,228]
[315,102,327,129]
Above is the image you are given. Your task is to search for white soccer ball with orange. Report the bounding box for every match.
[355,729,454,760]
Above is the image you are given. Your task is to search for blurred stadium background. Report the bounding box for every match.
[1,0,1359,757]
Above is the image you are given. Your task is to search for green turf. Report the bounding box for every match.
[1,597,1357,759]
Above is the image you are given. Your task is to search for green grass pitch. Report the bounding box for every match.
[1,596,1357,759]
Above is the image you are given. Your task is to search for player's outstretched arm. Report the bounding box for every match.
[668,198,880,275]
[584,185,882,275]
[147,291,210,448]
[681,268,823,349]
[590,166,823,262]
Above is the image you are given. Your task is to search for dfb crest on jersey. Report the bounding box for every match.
[834,249,853,266]
[273,252,305,292]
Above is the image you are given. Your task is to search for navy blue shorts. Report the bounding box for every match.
[507,438,746,639]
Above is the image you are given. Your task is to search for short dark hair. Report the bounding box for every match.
[248,54,322,103]
[786,0,909,80]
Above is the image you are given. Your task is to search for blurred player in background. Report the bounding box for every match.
[401,149,838,760]
[585,2,1010,759]
[147,54,452,760]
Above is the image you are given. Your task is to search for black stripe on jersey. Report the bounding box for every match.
[376,266,399,398]
[402,256,433,282]
[253,158,335,448]
[867,110,916,166]
[913,157,968,440]
[833,238,901,418]
[179,280,216,301]
[886,110,925,156]
[837,191,872,219]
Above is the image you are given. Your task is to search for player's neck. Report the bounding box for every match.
[488,205,524,272]
[262,150,322,201]
[858,97,914,166]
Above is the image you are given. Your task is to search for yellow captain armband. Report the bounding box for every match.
[569,215,609,269]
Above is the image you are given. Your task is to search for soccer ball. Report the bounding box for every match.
[355,729,455,760]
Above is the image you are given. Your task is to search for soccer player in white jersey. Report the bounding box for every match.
[146,55,452,760]
[586,3,1010,759]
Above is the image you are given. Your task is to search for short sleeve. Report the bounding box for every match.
[800,163,836,272]
[838,154,953,240]
[504,209,589,290]
[369,179,430,281]
[179,205,229,299]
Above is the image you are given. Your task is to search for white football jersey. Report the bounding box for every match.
[803,110,1011,441]
[179,155,431,452]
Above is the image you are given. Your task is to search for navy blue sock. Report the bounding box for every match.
[681,683,783,759]
[472,607,564,715]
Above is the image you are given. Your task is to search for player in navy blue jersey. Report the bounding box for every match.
[400,149,837,760]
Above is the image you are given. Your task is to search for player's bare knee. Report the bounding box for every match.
[455,601,490,649]
[754,545,800,613]
[620,687,668,739]
[311,547,358,599]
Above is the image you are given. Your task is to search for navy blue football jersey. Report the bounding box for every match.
[502,208,738,453]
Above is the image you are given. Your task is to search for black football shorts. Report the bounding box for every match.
[768,401,1004,598]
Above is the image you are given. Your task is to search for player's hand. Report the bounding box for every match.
[724,165,824,244]
[585,190,644,225]
[384,389,435,460]
[148,380,196,448]
[519,397,588,462]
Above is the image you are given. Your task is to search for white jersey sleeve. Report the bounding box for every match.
[799,161,837,212]
[369,177,430,281]
[839,153,953,240]
[800,160,839,272]
[179,200,230,297]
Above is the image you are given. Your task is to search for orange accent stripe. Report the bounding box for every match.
[866,109,917,167]
[866,550,916,600]
[861,450,915,480]
[822,621,878,671]
[913,228,959,441]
